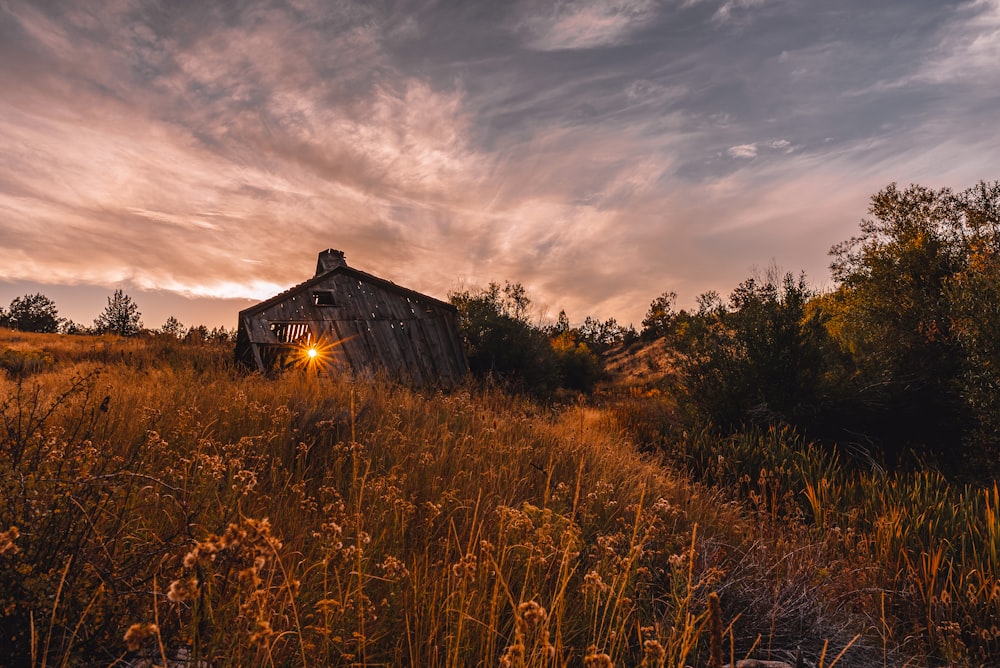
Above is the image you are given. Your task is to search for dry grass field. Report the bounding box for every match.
[0,330,996,666]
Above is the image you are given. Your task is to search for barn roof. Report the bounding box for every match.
[239,252,457,317]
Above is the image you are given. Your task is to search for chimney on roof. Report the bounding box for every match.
[316,249,347,276]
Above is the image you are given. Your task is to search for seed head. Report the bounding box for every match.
[0,526,19,556]
[123,622,158,651]
[167,576,199,603]
[584,645,613,668]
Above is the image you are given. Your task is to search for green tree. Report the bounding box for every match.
[828,181,1000,470]
[551,310,571,335]
[946,182,1000,467]
[209,326,235,345]
[5,293,60,333]
[696,291,724,317]
[577,315,630,352]
[829,187,952,434]
[159,316,185,338]
[60,320,89,335]
[94,290,143,336]
[184,325,209,343]
[550,330,603,391]
[641,291,677,339]
[681,270,827,429]
[450,282,561,395]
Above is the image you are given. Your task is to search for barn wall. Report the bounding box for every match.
[236,270,467,387]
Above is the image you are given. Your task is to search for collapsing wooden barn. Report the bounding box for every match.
[235,250,468,386]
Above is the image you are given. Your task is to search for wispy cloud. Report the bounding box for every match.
[727,144,758,159]
[0,0,996,328]
[516,0,658,50]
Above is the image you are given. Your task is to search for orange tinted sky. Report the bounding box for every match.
[1,1,998,330]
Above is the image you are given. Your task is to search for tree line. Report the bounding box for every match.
[0,289,235,343]
[638,181,1000,476]
[447,181,1000,477]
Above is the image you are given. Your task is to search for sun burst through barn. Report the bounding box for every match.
[235,250,467,386]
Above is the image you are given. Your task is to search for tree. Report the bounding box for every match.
[679,270,828,429]
[550,310,571,335]
[60,320,89,335]
[184,325,209,344]
[641,291,677,339]
[94,290,143,336]
[450,282,561,395]
[209,326,235,345]
[159,316,185,338]
[5,293,60,333]
[696,291,724,317]
[550,330,603,391]
[828,181,1000,470]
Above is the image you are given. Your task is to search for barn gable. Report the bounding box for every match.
[235,250,468,387]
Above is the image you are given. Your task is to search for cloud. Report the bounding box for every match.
[712,0,771,24]
[516,0,658,50]
[919,0,1000,84]
[727,143,758,158]
[682,0,773,25]
[0,0,494,302]
[1,0,997,330]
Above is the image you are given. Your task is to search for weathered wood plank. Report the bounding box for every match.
[236,254,467,385]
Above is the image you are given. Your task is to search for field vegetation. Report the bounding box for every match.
[0,331,864,666]
[2,181,998,666]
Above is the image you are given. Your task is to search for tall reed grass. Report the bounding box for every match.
[619,418,1000,666]
[0,331,812,667]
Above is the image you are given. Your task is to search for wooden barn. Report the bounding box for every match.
[235,250,468,386]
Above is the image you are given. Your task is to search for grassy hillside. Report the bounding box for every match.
[0,331,994,666]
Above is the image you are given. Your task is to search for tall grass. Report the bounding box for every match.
[12,331,977,665]
[2,332,795,667]
[628,421,1000,665]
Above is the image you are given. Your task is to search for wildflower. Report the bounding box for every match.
[249,619,274,645]
[0,526,19,556]
[316,598,342,614]
[245,517,282,550]
[183,532,228,569]
[167,576,198,603]
[640,639,666,668]
[517,601,547,629]
[123,622,158,651]
[498,641,525,668]
[584,645,613,668]
[380,555,409,579]
[233,469,258,494]
[182,549,201,569]
[451,553,477,581]
[583,570,610,595]
[223,522,248,548]
[238,564,262,588]
[423,501,442,522]
[321,522,345,553]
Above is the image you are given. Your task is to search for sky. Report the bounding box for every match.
[1,0,998,331]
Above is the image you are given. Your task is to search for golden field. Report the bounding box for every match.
[0,330,996,666]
